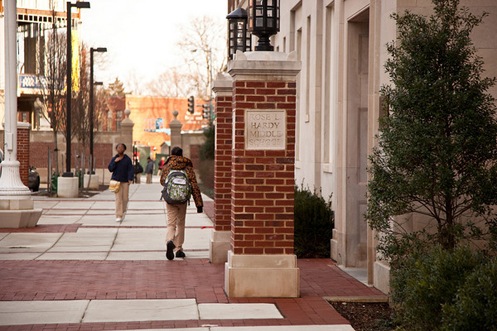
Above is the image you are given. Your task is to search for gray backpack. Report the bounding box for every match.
[161,170,192,204]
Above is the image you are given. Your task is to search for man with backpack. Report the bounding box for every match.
[160,146,203,260]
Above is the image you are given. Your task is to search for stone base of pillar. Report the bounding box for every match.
[57,177,79,198]
[224,251,300,298]
[374,261,390,294]
[0,197,42,228]
[0,208,42,228]
[84,174,100,190]
[209,230,231,264]
[331,229,339,262]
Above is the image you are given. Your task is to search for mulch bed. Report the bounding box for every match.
[328,300,396,331]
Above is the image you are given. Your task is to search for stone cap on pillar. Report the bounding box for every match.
[212,72,233,95]
[169,110,182,129]
[121,108,134,126]
[228,51,301,81]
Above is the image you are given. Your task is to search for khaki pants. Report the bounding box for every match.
[135,174,141,183]
[166,203,187,251]
[146,173,152,183]
[115,182,130,218]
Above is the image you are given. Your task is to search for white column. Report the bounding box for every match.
[0,0,30,197]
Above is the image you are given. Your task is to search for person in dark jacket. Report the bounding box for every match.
[108,143,134,222]
[160,146,203,260]
[145,156,154,184]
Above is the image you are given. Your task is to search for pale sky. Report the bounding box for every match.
[79,0,227,88]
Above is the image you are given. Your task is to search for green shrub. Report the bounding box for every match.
[391,245,485,331]
[198,125,215,197]
[442,257,497,331]
[294,185,334,258]
[197,158,214,198]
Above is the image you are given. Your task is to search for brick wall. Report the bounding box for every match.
[17,126,30,186]
[29,142,113,170]
[214,94,233,232]
[231,80,297,255]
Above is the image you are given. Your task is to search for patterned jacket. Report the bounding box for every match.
[160,155,203,208]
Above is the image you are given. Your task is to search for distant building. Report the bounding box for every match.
[228,0,497,293]
[126,94,208,164]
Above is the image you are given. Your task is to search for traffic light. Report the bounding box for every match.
[202,104,210,119]
[187,96,194,114]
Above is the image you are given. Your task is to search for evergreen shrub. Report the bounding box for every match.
[391,245,485,330]
[198,125,215,198]
[442,257,497,331]
[294,185,334,258]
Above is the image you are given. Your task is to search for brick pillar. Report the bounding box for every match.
[210,73,233,264]
[17,123,30,187]
[225,51,301,298]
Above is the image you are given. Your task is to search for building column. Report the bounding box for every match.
[0,1,41,227]
[225,51,301,298]
[210,73,233,264]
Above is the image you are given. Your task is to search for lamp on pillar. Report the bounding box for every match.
[89,46,107,173]
[247,0,279,51]
[227,7,251,60]
[65,1,90,177]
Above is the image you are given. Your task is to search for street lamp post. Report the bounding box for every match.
[65,1,90,177]
[89,47,107,173]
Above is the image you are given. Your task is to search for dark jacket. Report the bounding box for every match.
[108,154,134,182]
[145,160,154,174]
[160,155,203,208]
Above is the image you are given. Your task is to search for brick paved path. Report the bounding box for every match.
[0,186,386,330]
[0,257,385,330]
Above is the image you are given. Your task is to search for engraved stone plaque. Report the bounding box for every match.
[245,110,286,150]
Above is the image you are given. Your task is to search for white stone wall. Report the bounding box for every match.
[270,0,497,293]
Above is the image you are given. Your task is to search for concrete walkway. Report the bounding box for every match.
[0,177,386,330]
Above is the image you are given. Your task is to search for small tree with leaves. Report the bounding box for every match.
[367,0,497,262]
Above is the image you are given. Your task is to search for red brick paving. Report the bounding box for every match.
[0,200,386,330]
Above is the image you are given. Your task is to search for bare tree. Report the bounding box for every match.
[148,15,227,99]
[94,87,110,132]
[145,68,191,97]
[177,15,226,99]
[125,71,147,95]
[73,44,91,172]
[36,1,68,177]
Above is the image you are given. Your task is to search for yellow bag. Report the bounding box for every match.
[109,180,121,193]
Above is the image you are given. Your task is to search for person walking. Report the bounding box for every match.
[157,156,166,177]
[108,143,134,222]
[134,158,144,184]
[145,156,154,184]
[160,146,203,260]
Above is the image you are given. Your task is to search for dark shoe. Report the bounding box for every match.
[166,241,175,260]
[175,250,186,258]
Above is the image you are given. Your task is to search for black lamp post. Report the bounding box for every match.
[90,47,107,173]
[65,1,90,177]
[247,0,280,51]
[227,7,251,59]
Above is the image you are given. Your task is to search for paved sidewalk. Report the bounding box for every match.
[0,178,386,330]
